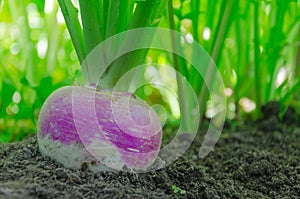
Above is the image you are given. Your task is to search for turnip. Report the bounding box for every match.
[36,1,168,172]
[38,86,162,172]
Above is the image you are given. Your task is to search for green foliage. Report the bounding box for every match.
[169,0,300,119]
[172,184,187,195]
[0,0,79,142]
[0,0,300,142]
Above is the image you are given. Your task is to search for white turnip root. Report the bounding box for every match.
[37,86,162,172]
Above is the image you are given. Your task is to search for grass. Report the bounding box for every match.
[0,0,300,142]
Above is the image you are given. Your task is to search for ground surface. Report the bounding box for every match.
[1,103,300,199]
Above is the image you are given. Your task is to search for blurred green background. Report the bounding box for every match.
[1,0,300,142]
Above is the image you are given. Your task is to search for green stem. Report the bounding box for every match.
[102,0,109,37]
[191,0,200,43]
[295,25,300,78]
[234,6,241,116]
[254,0,262,116]
[100,0,168,88]
[46,4,59,74]
[106,0,121,38]
[190,0,201,93]
[15,0,35,85]
[206,1,218,32]
[210,0,235,64]
[264,0,289,102]
[58,0,86,63]
[129,0,167,28]
[106,0,135,38]
[79,0,103,54]
[95,0,105,40]
[198,0,236,118]
[168,0,191,132]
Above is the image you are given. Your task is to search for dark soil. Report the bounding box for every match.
[1,104,300,199]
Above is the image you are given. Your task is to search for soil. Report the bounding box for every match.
[1,103,300,199]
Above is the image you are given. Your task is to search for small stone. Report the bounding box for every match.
[68,173,81,183]
[22,147,33,158]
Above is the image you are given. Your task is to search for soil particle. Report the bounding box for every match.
[261,101,281,118]
[1,107,300,198]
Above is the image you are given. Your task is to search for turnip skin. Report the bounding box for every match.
[37,86,162,172]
